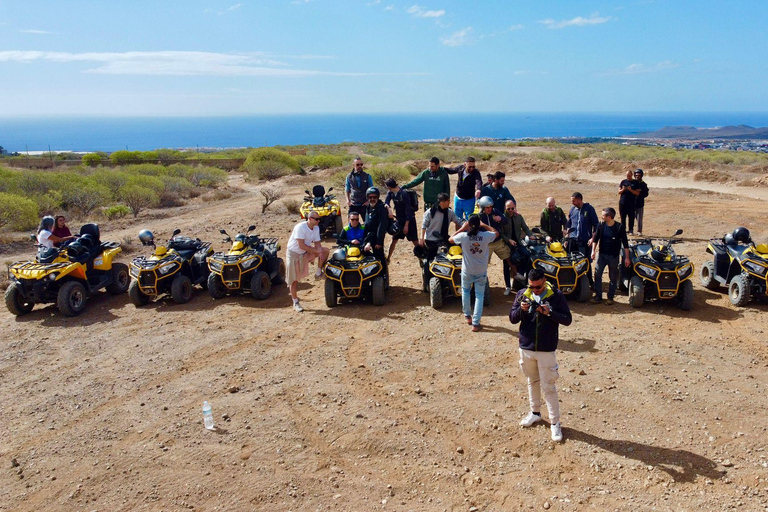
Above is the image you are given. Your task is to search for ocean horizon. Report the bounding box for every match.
[3,112,768,153]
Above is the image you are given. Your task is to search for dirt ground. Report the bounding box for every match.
[2,155,768,511]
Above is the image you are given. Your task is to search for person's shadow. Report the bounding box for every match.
[563,427,724,483]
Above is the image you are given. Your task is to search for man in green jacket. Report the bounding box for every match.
[540,197,567,242]
[402,157,451,211]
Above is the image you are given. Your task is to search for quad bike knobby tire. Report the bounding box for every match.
[429,277,443,309]
[371,276,386,306]
[628,276,645,309]
[129,280,151,306]
[271,257,286,285]
[171,274,193,304]
[576,274,591,302]
[729,272,751,307]
[699,261,719,290]
[250,270,272,300]
[421,263,430,293]
[207,273,228,299]
[58,281,87,317]
[106,263,130,295]
[677,279,694,311]
[5,282,34,316]
[324,278,337,307]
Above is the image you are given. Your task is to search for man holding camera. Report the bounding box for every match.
[509,268,572,442]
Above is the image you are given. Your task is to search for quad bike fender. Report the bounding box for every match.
[93,246,122,270]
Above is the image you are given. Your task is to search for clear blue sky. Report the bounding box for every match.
[1,0,767,116]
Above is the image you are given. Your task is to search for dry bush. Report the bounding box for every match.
[120,235,137,255]
[188,187,204,199]
[282,198,301,214]
[202,189,233,202]
[159,191,186,208]
[261,187,284,213]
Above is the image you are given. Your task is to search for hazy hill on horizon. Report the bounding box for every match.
[636,124,768,140]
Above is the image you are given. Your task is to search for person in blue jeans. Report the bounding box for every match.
[446,156,483,221]
[450,215,498,332]
[590,207,630,305]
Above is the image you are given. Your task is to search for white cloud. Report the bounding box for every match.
[599,60,679,76]
[539,13,612,29]
[407,5,445,18]
[384,5,395,11]
[441,27,473,47]
[18,29,56,34]
[0,50,384,77]
[509,24,524,31]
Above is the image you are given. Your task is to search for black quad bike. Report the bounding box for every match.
[620,229,694,310]
[324,243,386,307]
[299,185,343,237]
[128,229,214,306]
[418,240,490,310]
[525,228,591,302]
[700,227,768,306]
[207,225,285,300]
[6,223,129,317]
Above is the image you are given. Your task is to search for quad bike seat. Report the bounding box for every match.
[37,247,61,264]
[80,223,101,244]
[726,244,748,259]
[168,236,204,252]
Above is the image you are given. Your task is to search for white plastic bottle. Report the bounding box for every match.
[202,401,214,430]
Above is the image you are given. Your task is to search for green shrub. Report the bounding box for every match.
[244,147,302,172]
[119,184,158,218]
[186,166,227,187]
[33,191,63,216]
[82,153,103,167]
[368,164,412,188]
[310,153,344,169]
[0,192,39,231]
[60,178,110,216]
[244,160,292,181]
[103,204,131,220]
[110,150,144,165]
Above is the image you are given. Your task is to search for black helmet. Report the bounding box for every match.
[733,227,751,243]
[724,233,736,246]
[366,187,380,198]
[651,245,667,262]
[634,168,644,177]
[331,248,347,262]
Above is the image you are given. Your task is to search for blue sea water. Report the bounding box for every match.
[2,112,768,153]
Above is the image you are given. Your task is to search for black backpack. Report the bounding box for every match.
[405,189,419,211]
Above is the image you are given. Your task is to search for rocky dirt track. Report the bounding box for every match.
[2,157,768,511]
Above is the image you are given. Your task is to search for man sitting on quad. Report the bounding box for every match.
[338,211,365,245]
[363,187,390,279]
[419,192,465,261]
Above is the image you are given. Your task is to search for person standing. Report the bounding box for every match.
[510,268,572,442]
[402,157,452,211]
[618,170,640,235]
[363,187,390,281]
[633,169,649,236]
[446,156,482,221]
[590,207,630,305]
[540,197,568,242]
[384,178,418,262]
[477,196,514,296]
[286,213,330,312]
[568,192,600,287]
[481,171,516,213]
[450,215,497,332]
[345,157,373,216]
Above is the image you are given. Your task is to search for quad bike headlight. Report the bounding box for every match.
[637,264,659,279]
[209,259,223,272]
[432,264,452,277]
[327,266,342,277]
[538,262,557,274]
[676,263,693,278]
[158,262,178,275]
[744,260,768,276]
[48,272,58,281]
[361,263,379,276]
[575,259,588,273]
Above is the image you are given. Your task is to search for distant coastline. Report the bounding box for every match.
[3,112,768,153]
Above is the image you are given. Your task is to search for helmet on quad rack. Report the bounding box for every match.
[477,196,494,209]
[366,187,380,198]
[733,227,751,244]
[138,229,154,245]
[332,247,347,262]
[651,245,669,262]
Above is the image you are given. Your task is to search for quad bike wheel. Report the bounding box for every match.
[207,273,228,299]
[324,278,337,307]
[271,257,286,285]
[5,282,34,316]
[699,261,719,290]
[576,274,591,302]
[421,263,430,293]
[729,272,751,307]
[250,270,272,300]
[677,279,694,311]
[128,280,151,306]
[628,276,644,308]
[371,275,386,306]
[171,274,193,304]
[429,277,443,309]
[106,263,130,294]
[58,281,87,317]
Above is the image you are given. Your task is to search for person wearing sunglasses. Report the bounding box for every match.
[338,211,365,245]
[445,156,483,221]
[286,213,330,312]
[345,157,373,216]
[510,268,572,442]
[501,200,533,294]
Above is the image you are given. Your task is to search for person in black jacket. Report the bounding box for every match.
[633,169,649,236]
[590,207,630,305]
[384,178,418,262]
[446,156,483,221]
[510,268,572,442]
[617,170,640,235]
[363,187,389,280]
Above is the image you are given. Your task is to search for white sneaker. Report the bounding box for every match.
[314,268,324,278]
[520,412,542,427]
[551,422,563,442]
[503,287,512,296]
[293,302,304,312]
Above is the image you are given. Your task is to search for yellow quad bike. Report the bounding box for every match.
[621,229,694,310]
[525,228,591,302]
[128,229,214,306]
[700,227,768,306]
[420,242,490,310]
[207,225,285,300]
[5,223,129,317]
[300,185,342,237]
[324,243,386,307]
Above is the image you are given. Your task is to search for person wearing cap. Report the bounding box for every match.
[477,195,515,295]
[345,157,374,216]
[384,177,418,262]
[633,169,649,236]
[402,157,452,211]
[445,156,483,221]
